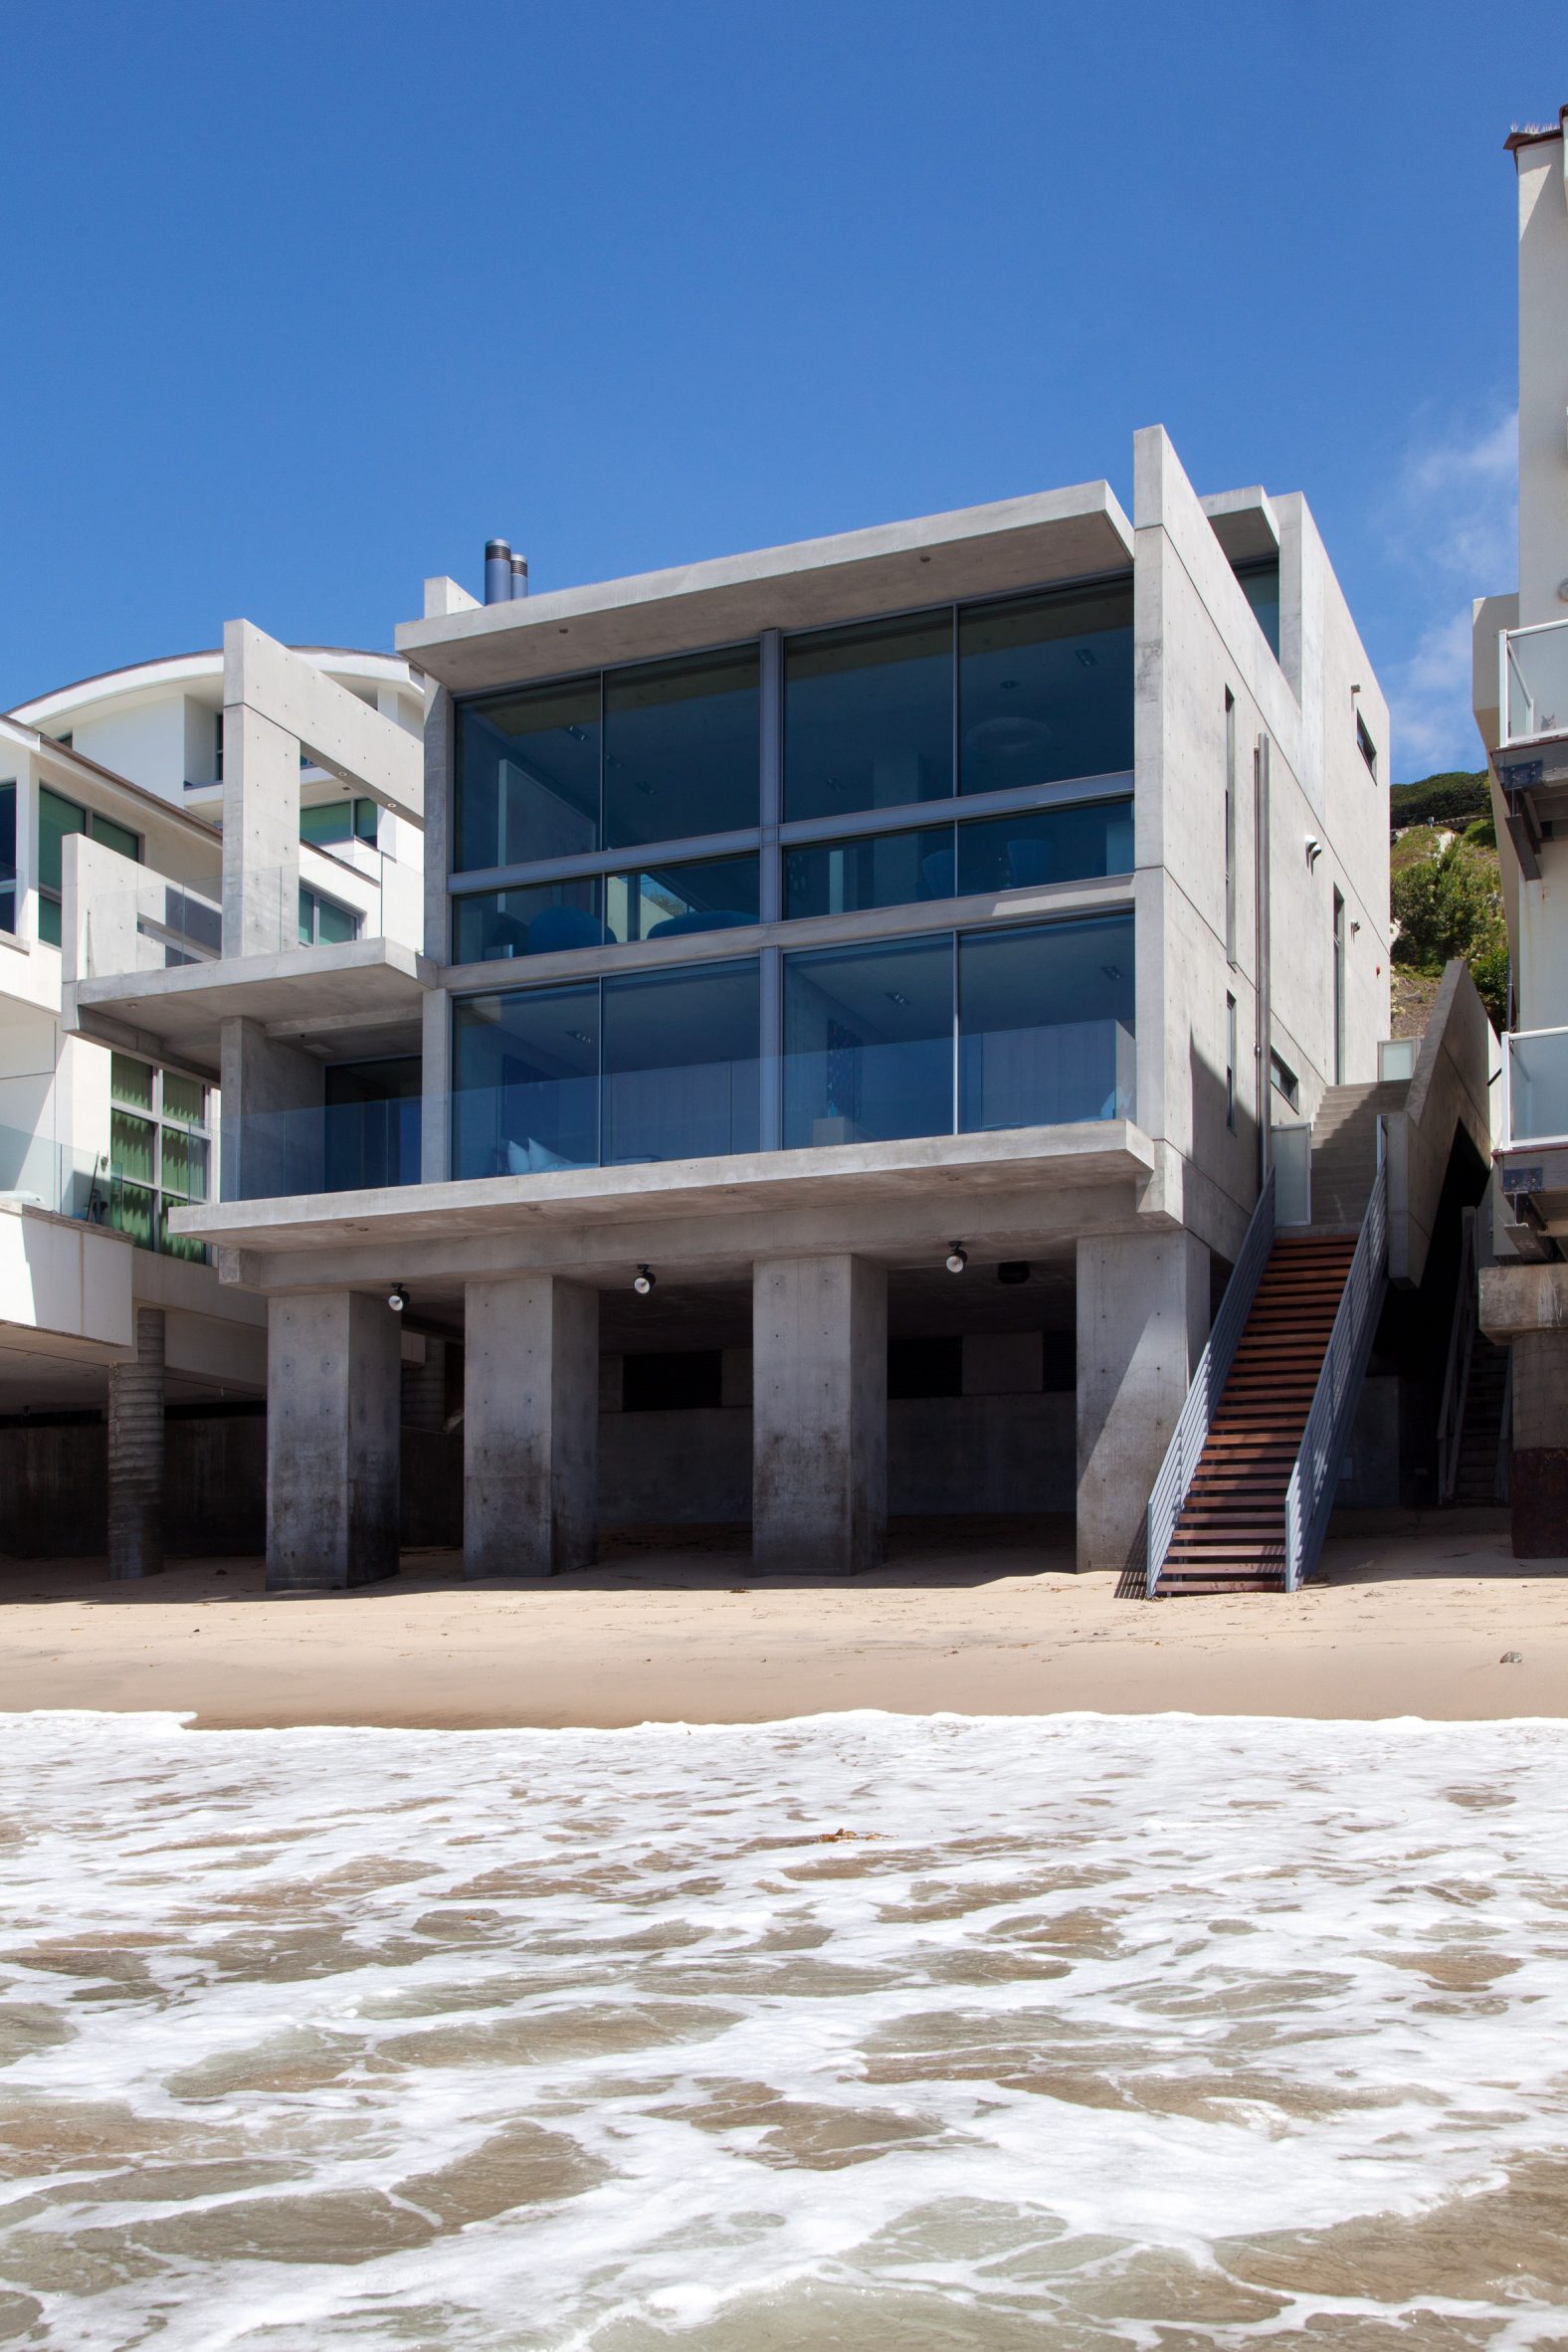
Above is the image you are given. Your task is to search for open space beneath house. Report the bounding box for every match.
[0,1515,1561,1728]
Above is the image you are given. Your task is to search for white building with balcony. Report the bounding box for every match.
[1474,103,1568,1555]
[0,631,425,1571]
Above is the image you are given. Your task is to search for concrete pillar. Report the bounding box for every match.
[1509,1331,1568,1558]
[464,1274,599,1579]
[222,699,300,958]
[266,1290,401,1591]
[107,1306,165,1579]
[1077,1230,1210,1575]
[752,1255,886,1575]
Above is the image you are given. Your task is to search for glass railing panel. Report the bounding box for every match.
[80,882,224,979]
[1506,1028,1568,1146]
[452,1078,599,1180]
[959,1016,1135,1132]
[223,1098,422,1201]
[1502,620,1568,748]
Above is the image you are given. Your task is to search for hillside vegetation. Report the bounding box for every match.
[1388,769,1506,1030]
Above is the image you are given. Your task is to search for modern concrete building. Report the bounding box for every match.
[0,629,425,1569]
[1474,103,1568,1553]
[131,424,1485,1593]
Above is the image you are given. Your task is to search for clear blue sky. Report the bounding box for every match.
[2,1,1560,775]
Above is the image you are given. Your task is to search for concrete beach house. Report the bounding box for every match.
[38,428,1494,1589]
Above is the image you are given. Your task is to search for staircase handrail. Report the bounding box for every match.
[1144,1168,1276,1598]
[1436,1206,1478,1505]
[1283,1123,1389,1592]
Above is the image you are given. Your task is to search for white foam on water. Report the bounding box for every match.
[0,1708,1566,2347]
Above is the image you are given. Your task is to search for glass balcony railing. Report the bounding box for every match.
[1501,618,1568,749]
[221,1096,422,1202]
[0,1120,113,1220]
[1502,1027,1568,1149]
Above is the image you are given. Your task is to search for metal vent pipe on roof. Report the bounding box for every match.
[509,554,529,599]
[484,539,512,605]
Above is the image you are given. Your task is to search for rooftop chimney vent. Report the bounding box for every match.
[484,538,512,605]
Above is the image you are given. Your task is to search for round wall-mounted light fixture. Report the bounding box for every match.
[388,1284,409,1313]
[945,1243,968,1274]
[633,1266,656,1295]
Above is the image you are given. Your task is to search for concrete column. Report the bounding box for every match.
[1077,1230,1210,1575]
[464,1274,599,1579]
[752,1255,886,1575]
[219,1018,324,1201]
[107,1306,165,1579]
[222,700,300,958]
[1509,1331,1568,1558]
[266,1291,401,1591]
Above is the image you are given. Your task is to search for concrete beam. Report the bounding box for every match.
[224,623,423,820]
[464,1274,598,1577]
[1077,1228,1209,1575]
[752,1254,886,1575]
[265,1289,401,1590]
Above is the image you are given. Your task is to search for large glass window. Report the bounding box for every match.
[603,650,759,849]
[785,825,953,918]
[298,885,361,946]
[322,1058,421,1191]
[456,679,602,873]
[0,783,15,934]
[452,879,605,964]
[604,855,759,942]
[1235,558,1280,659]
[959,582,1134,795]
[602,960,759,1163]
[38,789,141,948]
[783,936,953,1148]
[784,614,953,823]
[301,798,379,848]
[107,1054,210,1261]
[958,913,1135,1132]
[452,983,600,1179]
[954,798,1134,892]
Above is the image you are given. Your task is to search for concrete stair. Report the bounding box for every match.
[1307,1078,1409,1226]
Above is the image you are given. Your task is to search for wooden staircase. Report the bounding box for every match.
[1450,1332,1510,1505]
[1155,1233,1357,1595]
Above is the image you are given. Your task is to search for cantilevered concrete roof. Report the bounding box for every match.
[396,485,1135,694]
[71,938,431,1072]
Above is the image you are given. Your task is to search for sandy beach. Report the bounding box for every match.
[0,1513,1561,1728]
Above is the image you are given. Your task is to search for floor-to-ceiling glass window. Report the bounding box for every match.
[455,679,603,872]
[958,911,1135,1131]
[782,936,954,1147]
[451,983,600,1178]
[602,960,759,1163]
[603,651,759,848]
[784,614,953,823]
[958,581,1135,795]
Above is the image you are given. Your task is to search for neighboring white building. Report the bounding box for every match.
[0,631,427,1571]
[1475,103,1568,1555]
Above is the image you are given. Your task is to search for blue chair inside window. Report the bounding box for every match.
[646,908,755,939]
[525,905,607,953]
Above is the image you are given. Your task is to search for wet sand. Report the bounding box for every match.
[0,1514,1560,1728]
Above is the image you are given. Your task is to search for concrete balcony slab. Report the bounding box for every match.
[67,939,433,1072]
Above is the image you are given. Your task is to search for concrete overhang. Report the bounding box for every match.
[1479,1260,1568,1339]
[175,1120,1157,1262]
[1200,488,1280,566]
[70,938,433,1070]
[396,486,1136,694]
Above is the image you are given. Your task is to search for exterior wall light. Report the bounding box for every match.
[945,1244,968,1274]
[633,1266,656,1294]
[1305,836,1323,867]
[388,1284,409,1313]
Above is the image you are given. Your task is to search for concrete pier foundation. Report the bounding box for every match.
[107,1305,165,1580]
[752,1254,886,1575]
[266,1290,401,1591]
[464,1274,598,1579]
[1508,1329,1568,1557]
[1076,1230,1210,1576]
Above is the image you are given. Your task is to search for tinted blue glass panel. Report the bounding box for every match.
[456,680,601,872]
[452,880,605,964]
[958,913,1135,1133]
[605,856,759,943]
[785,825,954,918]
[954,798,1134,894]
[784,613,953,823]
[603,651,759,850]
[451,983,599,1178]
[959,582,1134,795]
[1236,559,1280,658]
[602,959,759,1164]
[783,936,953,1148]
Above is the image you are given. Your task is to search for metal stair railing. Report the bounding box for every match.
[1436,1207,1478,1506]
[1283,1122,1389,1592]
[1144,1168,1276,1598]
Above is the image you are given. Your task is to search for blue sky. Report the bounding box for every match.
[1,0,1559,774]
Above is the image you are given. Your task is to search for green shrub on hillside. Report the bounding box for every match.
[1391,836,1508,1028]
[1389,770,1489,832]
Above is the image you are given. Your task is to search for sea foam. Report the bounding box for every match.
[0,1708,1565,2347]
